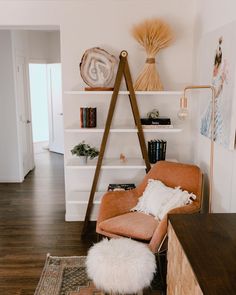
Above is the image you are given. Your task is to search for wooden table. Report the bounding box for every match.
[167,214,236,295]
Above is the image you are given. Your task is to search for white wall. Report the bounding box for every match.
[194,0,236,212]
[28,30,60,63]
[12,30,60,63]
[48,31,60,63]
[0,31,22,182]
[0,1,196,89]
[0,0,197,219]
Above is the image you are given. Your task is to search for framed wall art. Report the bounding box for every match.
[199,21,236,150]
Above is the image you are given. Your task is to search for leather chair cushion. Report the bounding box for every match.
[99,212,159,241]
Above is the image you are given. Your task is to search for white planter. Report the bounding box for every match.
[78,156,88,165]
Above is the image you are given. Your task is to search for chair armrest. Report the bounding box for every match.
[97,189,139,225]
[149,202,200,253]
[167,201,200,215]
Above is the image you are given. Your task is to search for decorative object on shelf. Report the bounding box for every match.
[141,117,171,126]
[179,85,215,213]
[80,107,97,128]
[147,108,159,119]
[80,47,118,90]
[107,183,136,191]
[148,139,167,163]
[82,50,151,236]
[77,155,87,165]
[131,18,173,91]
[71,141,99,164]
[177,96,188,120]
[119,153,127,163]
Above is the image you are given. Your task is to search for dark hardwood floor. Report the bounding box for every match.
[0,151,96,295]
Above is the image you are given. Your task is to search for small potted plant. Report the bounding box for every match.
[71,141,99,164]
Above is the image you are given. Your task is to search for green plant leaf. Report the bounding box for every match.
[71,141,99,159]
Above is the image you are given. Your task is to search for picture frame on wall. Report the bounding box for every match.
[199,21,236,150]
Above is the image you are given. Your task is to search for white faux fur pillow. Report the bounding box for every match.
[157,187,196,219]
[131,179,196,220]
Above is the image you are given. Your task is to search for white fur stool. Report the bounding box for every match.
[86,238,156,294]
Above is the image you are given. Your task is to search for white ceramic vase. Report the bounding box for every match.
[78,156,88,165]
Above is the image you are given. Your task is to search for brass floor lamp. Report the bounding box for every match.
[178,85,216,213]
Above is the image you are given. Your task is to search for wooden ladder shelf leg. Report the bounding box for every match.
[81,50,150,236]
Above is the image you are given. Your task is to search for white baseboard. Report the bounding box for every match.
[34,141,49,154]
[0,176,24,183]
[65,213,97,222]
[65,202,99,221]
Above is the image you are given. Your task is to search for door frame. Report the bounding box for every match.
[46,63,64,154]
[14,54,35,179]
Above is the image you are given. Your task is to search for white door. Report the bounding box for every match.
[16,56,34,177]
[47,64,64,154]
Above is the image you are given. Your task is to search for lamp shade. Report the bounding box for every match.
[178,96,188,120]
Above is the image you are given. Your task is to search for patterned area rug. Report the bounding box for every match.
[35,255,103,295]
[35,254,163,295]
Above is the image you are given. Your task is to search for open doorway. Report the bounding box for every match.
[29,63,49,153]
[0,28,63,183]
[29,63,64,155]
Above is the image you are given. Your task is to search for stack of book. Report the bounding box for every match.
[148,140,167,164]
[141,117,173,129]
[80,107,97,128]
[107,183,136,191]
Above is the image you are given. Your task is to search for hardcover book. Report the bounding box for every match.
[80,107,97,128]
[90,108,97,128]
[86,107,90,127]
[80,108,84,128]
[107,183,136,191]
[89,108,93,127]
[157,140,161,161]
[148,139,167,163]
[83,107,87,127]
[162,140,167,160]
[141,117,171,125]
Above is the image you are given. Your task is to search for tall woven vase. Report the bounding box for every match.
[132,19,173,91]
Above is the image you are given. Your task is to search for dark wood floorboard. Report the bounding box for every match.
[0,151,96,295]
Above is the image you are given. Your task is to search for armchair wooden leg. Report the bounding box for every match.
[152,235,168,294]
[156,249,167,294]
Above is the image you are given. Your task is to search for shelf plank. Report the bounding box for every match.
[64,90,182,95]
[66,158,177,169]
[67,191,105,203]
[66,158,146,169]
[65,126,182,133]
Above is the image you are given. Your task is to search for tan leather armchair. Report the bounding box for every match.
[96,161,203,253]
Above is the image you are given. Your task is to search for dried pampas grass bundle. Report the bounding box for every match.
[132,18,173,91]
